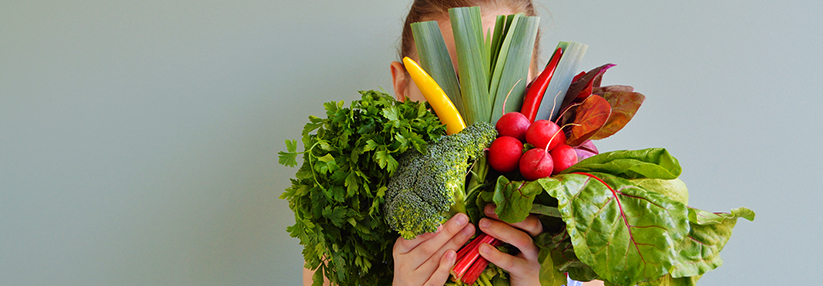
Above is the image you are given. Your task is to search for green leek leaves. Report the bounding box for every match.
[412,6,539,125]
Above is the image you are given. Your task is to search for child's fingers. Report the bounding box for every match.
[478,218,540,261]
[477,242,531,274]
[423,250,456,286]
[395,213,470,270]
[415,223,474,275]
[394,230,437,255]
[484,204,543,237]
[412,213,469,257]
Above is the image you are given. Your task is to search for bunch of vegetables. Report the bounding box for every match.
[279,6,754,286]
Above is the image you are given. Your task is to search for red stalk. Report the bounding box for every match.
[520,47,563,122]
[461,257,489,284]
[460,239,504,284]
[451,234,497,280]
[456,233,486,262]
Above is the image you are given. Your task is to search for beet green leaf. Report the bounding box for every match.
[540,173,690,286]
[669,207,755,278]
[561,148,681,180]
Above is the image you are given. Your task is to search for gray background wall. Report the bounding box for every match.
[1,0,820,285]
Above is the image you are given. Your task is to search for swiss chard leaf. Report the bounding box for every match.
[561,148,682,180]
[635,274,701,286]
[491,176,543,223]
[530,148,754,285]
[535,232,569,286]
[669,207,755,278]
[630,178,689,205]
[539,173,690,286]
[535,230,597,282]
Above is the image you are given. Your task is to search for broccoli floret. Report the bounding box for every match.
[384,122,497,239]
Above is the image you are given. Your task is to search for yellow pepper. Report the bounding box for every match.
[403,57,466,135]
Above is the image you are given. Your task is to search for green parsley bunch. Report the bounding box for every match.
[279,90,447,286]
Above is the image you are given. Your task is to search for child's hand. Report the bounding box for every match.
[392,213,475,286]
[478,204,543,286]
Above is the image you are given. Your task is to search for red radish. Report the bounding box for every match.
[487,136,523,173]
[550,144,578,174]
[519,148,554,180]
[525,120,566,151]
[495,112,530,142]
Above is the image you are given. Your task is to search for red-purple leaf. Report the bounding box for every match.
[589,89,645,140]
[567,94,611,146]
[559,64,616,112]
[573,140,599,161]
[593,85,634,94]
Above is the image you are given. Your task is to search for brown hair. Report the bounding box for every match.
[399,0,540,68]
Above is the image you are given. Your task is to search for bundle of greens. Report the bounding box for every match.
[475,149,755,286]
[279,6,754,286]
[279,90,447,285]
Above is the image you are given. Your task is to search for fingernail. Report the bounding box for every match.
[446,250,456,260]
[479,218,490,229]
[455,214,468,226]
[485,205,495,215]
[479,244,491,255]
[461,224,474,235]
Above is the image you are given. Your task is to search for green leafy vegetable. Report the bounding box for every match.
[636,274,701,286]
[671,207,755,278]
[631,178,689,205]
[482,148,754,286]
[279,90,447,286]
[561,148,682,180]
[490,176,542,224]
[535,230,597,282]
[278,139,298,167]
[543,172,691,286]
[536,238,569,286]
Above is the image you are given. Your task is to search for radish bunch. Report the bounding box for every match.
[488,112,579,180]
